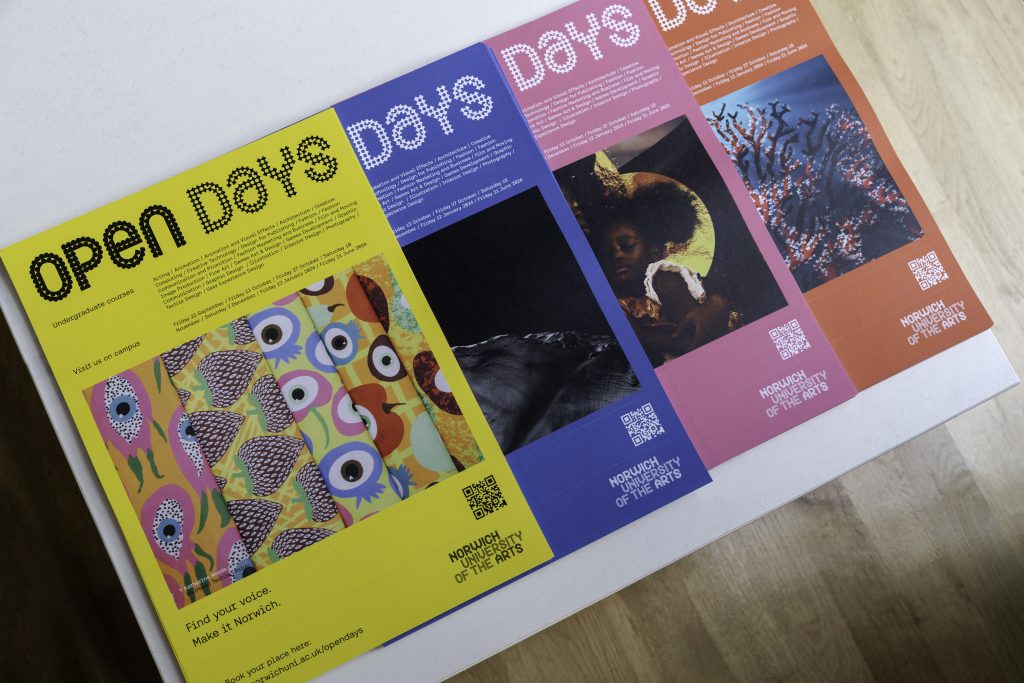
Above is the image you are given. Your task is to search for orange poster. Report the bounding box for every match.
[644,0,991,387]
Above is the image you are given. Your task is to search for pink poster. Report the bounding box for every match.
[485,0,856,467]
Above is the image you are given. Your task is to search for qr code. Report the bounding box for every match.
[909,251,949,291]
[770,319,811,360]
[621,403,666,446]
[463,475,507,520]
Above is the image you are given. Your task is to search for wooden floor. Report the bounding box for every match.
[1,0,1022,680]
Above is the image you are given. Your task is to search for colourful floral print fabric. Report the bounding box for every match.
[83,256,476,597]
[87,358,254,607]
[163,318,346,568]
[248,296,402,522]
[299,270,459,498]
[352,256,483,470]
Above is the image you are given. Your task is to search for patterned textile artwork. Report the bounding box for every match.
[299,268,459,498]
[87,359,255,606]
[248,295,403,521]
[352,255,483,470]
[85,255,477,605]
[164,318,347,568]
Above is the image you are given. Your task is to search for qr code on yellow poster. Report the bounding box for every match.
[463,475,507,519]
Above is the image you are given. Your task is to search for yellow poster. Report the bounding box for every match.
[1,109,551,682]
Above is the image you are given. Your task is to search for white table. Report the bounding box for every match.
[1,2,1018,680]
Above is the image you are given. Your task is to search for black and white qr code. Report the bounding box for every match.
[908,251,949,291]
[621,403,666,447]
[463,475,507,520]
[770,319,811,360]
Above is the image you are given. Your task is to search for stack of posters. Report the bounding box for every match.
[0,1,990,680]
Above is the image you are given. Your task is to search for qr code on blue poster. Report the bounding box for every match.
[463,475,507,520]
[770,319,811,360]
[622,403,665,446]
[909,250,949,291]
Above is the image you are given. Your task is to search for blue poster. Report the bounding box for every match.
[333,44,711,557]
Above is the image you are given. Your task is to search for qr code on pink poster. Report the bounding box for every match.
[770,319,811,360]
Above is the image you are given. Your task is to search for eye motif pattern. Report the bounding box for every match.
[331,386,370,437]
[153,498,184,558]
[277,370,331,422]
[305,330,337,374]
[355,404,377,437]
[388,465,415,500]
[319,320,363,368]
[300,277,335,297]
[367,335,407,382]
[226,540,257,583]
[99,372,150,454]
[348,383,405,457]
[171,406,208,486]
[413,350,461,415]
[249,308,303,366]
[318,442,387,505]
[89,370,156,492]
[141,484,195,566]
